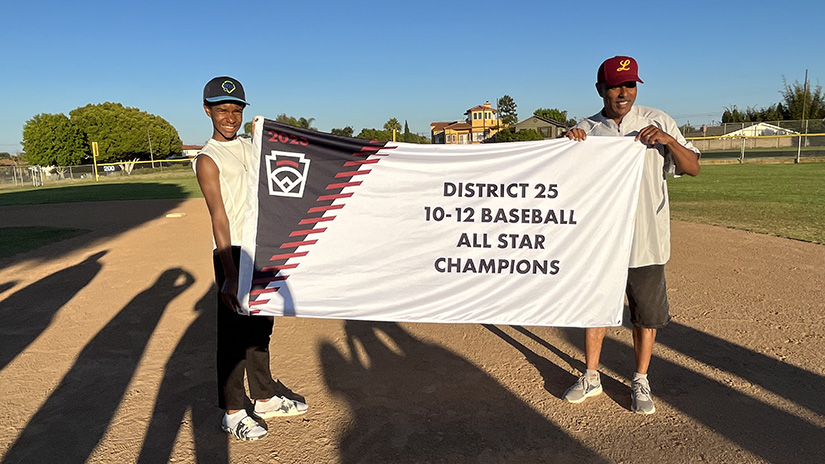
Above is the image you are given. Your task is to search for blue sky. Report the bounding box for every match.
[3,0,824,153]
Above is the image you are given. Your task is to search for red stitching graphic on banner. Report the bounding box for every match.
[281,240,317,248]
[327,181,362,189]
[299,216,335,225]
[317,193,352,201]
[344,160,378,166]
[249,140,394,309]
[308,205,344,213]
[335,170,371,178]
[290,228,327,236]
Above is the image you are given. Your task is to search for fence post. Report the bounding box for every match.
[739,137,745,163]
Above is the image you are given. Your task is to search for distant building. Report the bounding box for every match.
[685,122,798,138]
[431,101,504,144]
[721,122,797,137]
[513,115,569,139]
[685,122,800,152]
[181,144,203,157]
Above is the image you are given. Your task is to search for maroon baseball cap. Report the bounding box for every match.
[597,56,644,86]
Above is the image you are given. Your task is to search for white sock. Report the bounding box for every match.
[633,372,648,383]
[223,410,247,428]
[585,369,600,384]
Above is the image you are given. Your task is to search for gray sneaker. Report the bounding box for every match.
[631,378,656,414]
[563,375,603,403]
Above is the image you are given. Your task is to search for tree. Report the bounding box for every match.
[486,128,543,143]
[780,77,825,120]
[497,95,518,126]
[331,126,354,137]
[275,114,316,130]
[357,118,430,144]
[69,102,181,162]
[22,113,89,166]
[722,75,825,124]
[722,106,745,123]
[402,132,431,144]
[383,118,402,134]
[402,120,411,142]
[533,108,569,124]
[356,128,392,141]
[680,122,697,134]
[242,121,254,138]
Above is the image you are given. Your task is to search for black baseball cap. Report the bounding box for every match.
[203,76,248,105]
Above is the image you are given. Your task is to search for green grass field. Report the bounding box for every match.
[0,227,88,259]
[668,163,825,243]
[1,163,823,259]
[0,175,202,259]
[0,176,202,206]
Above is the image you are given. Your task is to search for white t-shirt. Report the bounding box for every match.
[193,138,252,247]
[575,105,700,267]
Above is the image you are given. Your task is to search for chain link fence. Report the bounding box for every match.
[0,160,193,189]
[683,119,825,163]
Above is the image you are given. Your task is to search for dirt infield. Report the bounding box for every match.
[1,198,823,464]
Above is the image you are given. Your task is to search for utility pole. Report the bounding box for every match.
[796,69,808,164]
[147,127,155,168]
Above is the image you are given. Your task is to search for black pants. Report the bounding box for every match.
[214,247,279,410]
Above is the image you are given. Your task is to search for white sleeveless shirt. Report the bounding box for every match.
[194,138,252,247]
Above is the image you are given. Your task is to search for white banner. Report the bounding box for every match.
[239,120,645,327]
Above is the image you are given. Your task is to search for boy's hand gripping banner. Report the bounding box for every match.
[238,119,646,327]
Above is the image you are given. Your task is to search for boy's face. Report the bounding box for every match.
[204,102,245,142]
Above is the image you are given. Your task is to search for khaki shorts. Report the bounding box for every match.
[626,265,671,328]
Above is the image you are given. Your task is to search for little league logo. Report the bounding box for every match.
[266,151,311,198]
[221,80,237,94]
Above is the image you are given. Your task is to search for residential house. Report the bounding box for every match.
[513,115,569,139]
[431,101,503,144]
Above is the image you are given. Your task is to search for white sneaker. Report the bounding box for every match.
[563,375,603,403]
[631,378,656,414]
[222,413,268,441]
[254,395,308,418]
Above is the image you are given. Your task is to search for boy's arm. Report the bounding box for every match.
[195,154,242,312]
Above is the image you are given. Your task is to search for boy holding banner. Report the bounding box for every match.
[563,56,700,414]
[194,76,307,441]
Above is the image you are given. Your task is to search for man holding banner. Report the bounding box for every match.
[194,76,307,441]
[563,56,700,414]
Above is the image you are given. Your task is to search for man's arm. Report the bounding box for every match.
[195,154,242,312]
[636,125,700,176]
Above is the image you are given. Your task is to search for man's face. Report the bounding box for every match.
[204,102,245,142]
[597,81,637,124]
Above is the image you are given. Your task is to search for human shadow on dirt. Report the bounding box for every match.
[0,280,16,294]
[0,184,186,268]
[549,324,825,463]
[137,286,229,464]
[483,325,631,404]
[0,250,106,372]
[503,325,635,406]
[1,268,194,464]
[321,320,608,464]
[661,321,825,417]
